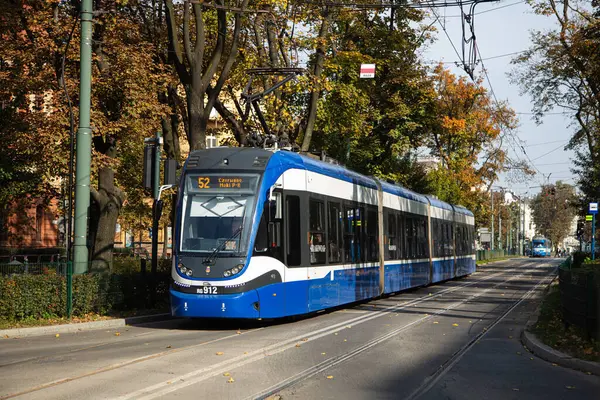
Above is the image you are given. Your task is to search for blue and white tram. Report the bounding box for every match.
[171,148,476,319]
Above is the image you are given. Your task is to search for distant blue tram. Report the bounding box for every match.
[170,148,476,319]
[531,236,552,257]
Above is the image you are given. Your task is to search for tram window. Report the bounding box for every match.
[406,217,414,259]
[416,216,427,258]
[387,212,397,260]
[328,202,342,263]
[449,224,454,255]
[356,207,365,262]
[367,209,378,262]
[398,214,405,259]
[309,199,326,265]
[286,195,301,266]
[343,207,354,263]
[254,204,269,253]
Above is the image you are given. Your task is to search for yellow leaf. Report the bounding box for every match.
[295,344,301,348]
[115,332,121,336]
[452,323,459,327]
[516,352,522,355]
[302,338,308,342]
[55,334,60,338]
[322,352,326,355]
[236,330,242,335]
[227,377,235,383]
[326,376,334,379]
[344,339,347,342]
[433,321,439,324]
[223,372,230,376]
[334,333,338,335]
[216,352,224,355]
[552,363,558,366]
[3,335,9,339]
[530,357,534,360]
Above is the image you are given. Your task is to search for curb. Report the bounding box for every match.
[521,277,600,376]
[0,313,172,339]
[522,330,600,376]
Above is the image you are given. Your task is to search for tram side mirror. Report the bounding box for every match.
[274,192,282,219]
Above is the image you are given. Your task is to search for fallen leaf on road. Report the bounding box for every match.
[3,335,8,339]
[166,345,172,349]
[167,381,172,385]
[433,321,439,324]
[236,330,242,335]
[565,386,575,390]
[501,294,505,296]
[344,339,347,342]
[302,338,308,342]
[530,357,534,360]
[428,293,432,296]
[55,334,60,338]
[244,352,248,354]
[509,336,513,339]
[327,376,334,379]
[334,333,339,335]
[346,325,352,329]
[115,332,121,336]
[216,352,224,355]
[516,352,522,355]
[295,344,301,348]
[552,363,558,366]
[322,353,326,355]
[586,372,592,375]
[227,377,235,383]
[452,323,459,327]
[512,388,519,391]
[469,321,472,323]
[223,372,230,376]
[584,347,593,355]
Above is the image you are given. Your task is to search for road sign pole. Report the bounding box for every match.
[589,202,598,260]
[592,214,596,260]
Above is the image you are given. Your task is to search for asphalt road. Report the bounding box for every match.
[1,258,598,400]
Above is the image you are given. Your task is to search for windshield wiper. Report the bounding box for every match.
[202,226,243,265]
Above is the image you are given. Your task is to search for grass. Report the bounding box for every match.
[532,283,600,362]
[0,307,169,331]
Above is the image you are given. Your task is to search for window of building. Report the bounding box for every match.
[309,199,326,264]
[35,205,43,243]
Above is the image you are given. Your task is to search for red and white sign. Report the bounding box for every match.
[360,63,375,78]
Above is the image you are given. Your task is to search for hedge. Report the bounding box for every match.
[0,272,170,322]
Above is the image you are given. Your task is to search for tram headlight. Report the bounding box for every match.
[185,269,193,277]
[178,262,188,274]
[223,264,244,277]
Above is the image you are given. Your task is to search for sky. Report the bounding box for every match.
[421,0,577,198]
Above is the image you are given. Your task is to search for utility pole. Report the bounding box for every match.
[491,190,495,250]
[72,0,93,274]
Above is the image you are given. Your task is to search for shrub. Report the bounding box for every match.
[0,271,170,322]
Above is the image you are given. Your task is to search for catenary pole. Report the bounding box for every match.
[72,0,93,274]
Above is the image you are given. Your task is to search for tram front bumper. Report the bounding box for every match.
[170,288,260,318]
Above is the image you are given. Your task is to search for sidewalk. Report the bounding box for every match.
[0,313,172,339]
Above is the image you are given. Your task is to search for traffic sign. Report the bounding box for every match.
[360,64,375,78]
[589,202,598,214]
[586,215,593,221]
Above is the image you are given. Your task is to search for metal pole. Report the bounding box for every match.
[491,191,495,250]
[151,132,161,276]
[499,213,502,251]
[72,0,93,274]
[592,213,596,260]
[66,261,73,318]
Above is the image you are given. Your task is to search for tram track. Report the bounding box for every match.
[116,260,545,400]
[245,261,557,400]
[0,259,534,400]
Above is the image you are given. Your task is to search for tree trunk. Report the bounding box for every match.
[90,166,125,273]
[301,8,331,152]
[187,78,206,150]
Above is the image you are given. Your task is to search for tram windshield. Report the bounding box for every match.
[179,174,259,254]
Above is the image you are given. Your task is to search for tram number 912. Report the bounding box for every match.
[197,286,219,295]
